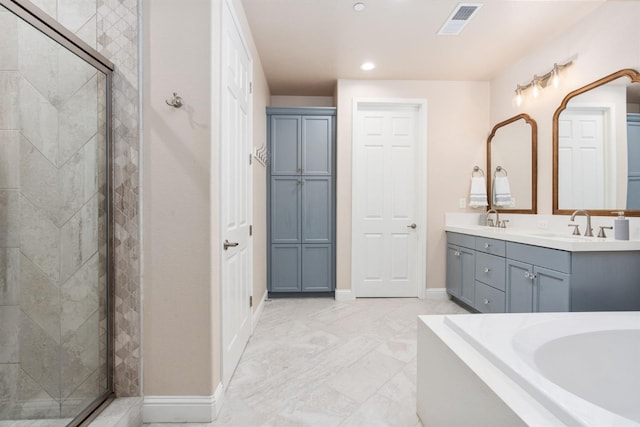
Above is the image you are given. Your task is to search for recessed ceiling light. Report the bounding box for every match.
[360,62,375,71]
[353,2,365,12]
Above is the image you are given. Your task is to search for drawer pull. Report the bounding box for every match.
[484,267,491,273]
[484,243,491,249]
[484,299,490,305]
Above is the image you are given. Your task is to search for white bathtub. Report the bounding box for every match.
[417,312,640,427]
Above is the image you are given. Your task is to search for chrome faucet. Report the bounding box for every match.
[486,209,499,227]
[570,209,593,237]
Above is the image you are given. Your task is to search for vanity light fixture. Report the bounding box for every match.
[360,62,376,71]
[552,64,560,88]
[515,87,523,107]
[532,76,540,98]
[513,59,573,105]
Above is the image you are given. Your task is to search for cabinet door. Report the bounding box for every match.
[302,244,332,291]
[271,245,301,291]
[302,116,332,175]
[507,259,533,312]
[271,177,301,243]
[446,245,461,297]
[301,176,332,244]
[534,266,570,312]
[271,115,300,175]
[459,247,475,306]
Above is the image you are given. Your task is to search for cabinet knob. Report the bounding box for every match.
[484,243,491,249]
[484,267,491,273]
[484,299,490,305]
[454,251,460,257]
[525,271,536,280]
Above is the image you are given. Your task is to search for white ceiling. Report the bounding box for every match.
[240,0,606,96]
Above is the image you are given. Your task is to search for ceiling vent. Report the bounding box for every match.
[438,3,482,36]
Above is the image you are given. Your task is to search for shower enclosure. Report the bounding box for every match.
[0,0,114,425]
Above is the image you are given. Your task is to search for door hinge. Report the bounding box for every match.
[249,225,253,236]
[249,82,253,94]
[249,296,253,307]
[249,153,252,165]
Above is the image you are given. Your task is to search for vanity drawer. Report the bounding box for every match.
[475,237,506,257]
[506,242,571,274]
[447,232,475,249]
[475,252,506,291]
[475,281,506,313]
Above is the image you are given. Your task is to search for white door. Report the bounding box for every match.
[558,109,605,208]
[221,0,252,386]
[352,102,426,297]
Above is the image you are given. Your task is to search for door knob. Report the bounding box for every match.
[407,223,417,229]
[224,240,239,250]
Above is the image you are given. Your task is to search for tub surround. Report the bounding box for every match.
[417,312,640,427]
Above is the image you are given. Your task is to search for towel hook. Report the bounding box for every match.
[165,92,184,108]
[472,165,485,177]
[493,166,508,177]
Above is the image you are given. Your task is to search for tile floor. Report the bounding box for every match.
[147,296,468,427]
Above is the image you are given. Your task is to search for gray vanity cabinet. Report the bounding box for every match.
[506,242,570,313]
[268,107,335,293]
[446,233,475,305]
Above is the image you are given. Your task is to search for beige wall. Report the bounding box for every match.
[143,0,269,397]
[142,0,214,395]
[336,80,490,291]
[270,95,335,107]
[490,1,640,214]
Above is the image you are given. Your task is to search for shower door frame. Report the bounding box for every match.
[0,0,116,425]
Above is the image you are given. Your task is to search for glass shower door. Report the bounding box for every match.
[0,2,111,424]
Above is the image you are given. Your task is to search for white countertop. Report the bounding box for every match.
[445,224,640,252]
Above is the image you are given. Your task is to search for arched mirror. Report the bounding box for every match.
[553,69,640,216]
[487,114,538,213]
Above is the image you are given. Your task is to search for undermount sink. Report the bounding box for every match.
[512,230,596,242]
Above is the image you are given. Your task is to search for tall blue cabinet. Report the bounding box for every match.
[267,107,336,294]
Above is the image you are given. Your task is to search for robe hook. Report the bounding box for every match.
[166,92,183,108]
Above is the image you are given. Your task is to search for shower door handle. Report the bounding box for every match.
[224,240,239,250]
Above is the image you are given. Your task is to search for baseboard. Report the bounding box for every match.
[425,288,449,301]
[142,383,224,423]
[334,288,356,301]
[252,290,267,331]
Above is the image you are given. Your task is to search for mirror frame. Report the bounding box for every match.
[552,68,640,216]
[487,113,538,214]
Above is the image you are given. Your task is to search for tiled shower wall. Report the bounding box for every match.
[15,0,141,397]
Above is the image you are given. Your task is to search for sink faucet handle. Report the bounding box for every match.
[568,223,581,235]
[597,225,613,238]
[487,218,495,227]
[499,219,509,228]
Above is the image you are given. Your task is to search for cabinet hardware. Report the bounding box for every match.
[484,299,490,305]
[484,267,490,273]
[454,251,460,257]
[484,243,491,249]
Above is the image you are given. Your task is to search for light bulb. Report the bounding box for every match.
[515,88,522,107]
[552,64,560,88]
[532,78,540,98]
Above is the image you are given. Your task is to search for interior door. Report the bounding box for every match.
[558,109,605,208]
[352,103,422,297]
[627,114,640,209]
[221,0,252,386]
